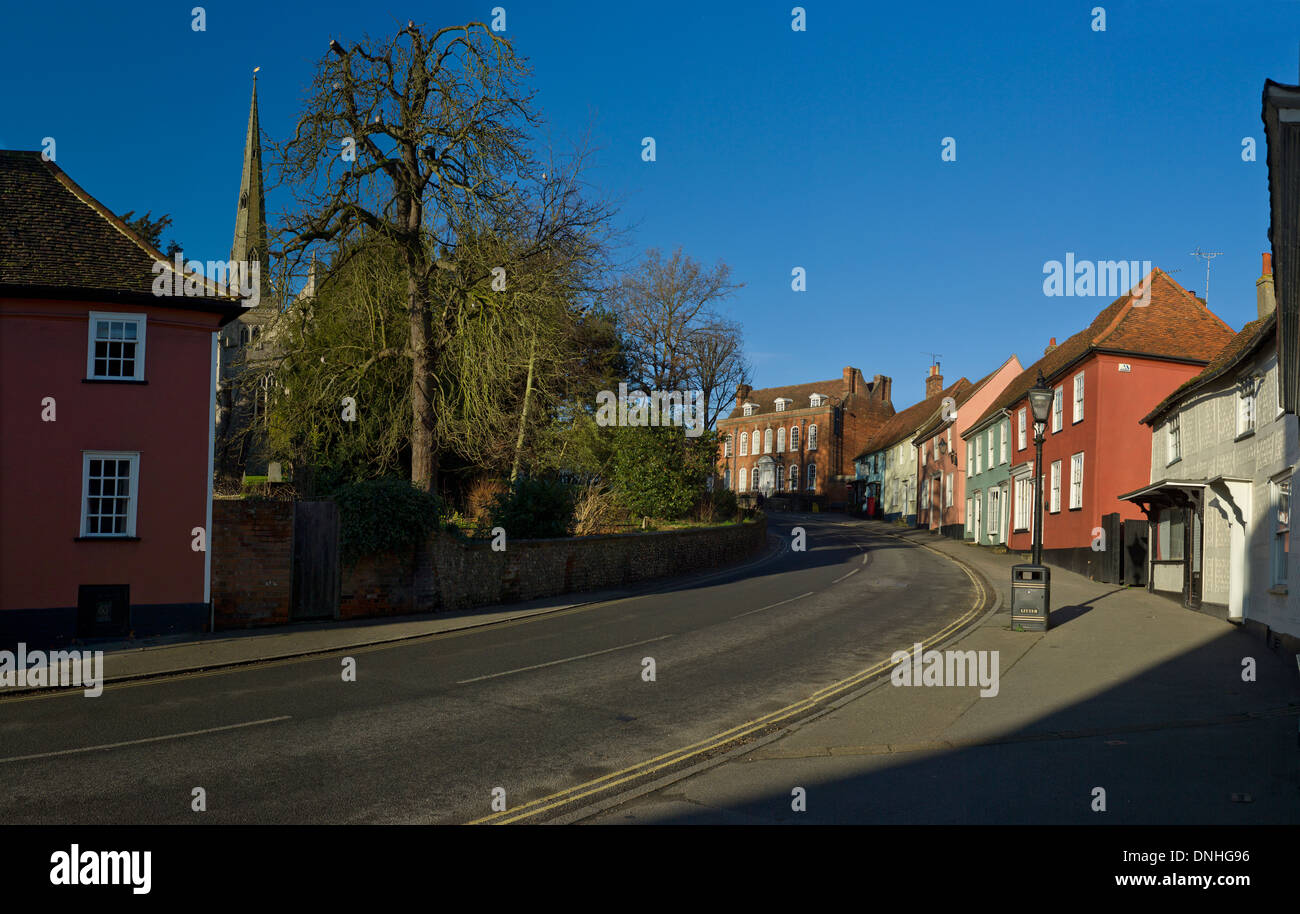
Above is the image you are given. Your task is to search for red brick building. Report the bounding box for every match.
[717,366,895,507]
[0,151,244,646]
[972,269,1236,578]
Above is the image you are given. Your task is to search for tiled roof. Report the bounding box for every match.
[911,360,1012,441]
[856,378,970,459]
[0,150,235,310]
[723,373,893,423]
[1141,312,1276,425]
[970,269,1236,429]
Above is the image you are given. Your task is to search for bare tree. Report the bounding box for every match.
[609,247,743,395]
[684,317,751,429]
[270,21,607,492]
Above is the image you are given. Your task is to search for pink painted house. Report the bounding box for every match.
[913,356,1023,537]
[0,151,244,646]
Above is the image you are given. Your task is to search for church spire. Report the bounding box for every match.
[231,69,268,274]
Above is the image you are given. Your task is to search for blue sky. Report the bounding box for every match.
[3,0,1297,407]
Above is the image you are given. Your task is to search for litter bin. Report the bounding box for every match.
[1011,564,1050,631]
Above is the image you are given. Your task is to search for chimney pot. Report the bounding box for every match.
[1263,252,1273,276]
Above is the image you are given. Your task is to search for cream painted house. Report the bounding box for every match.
[1123,259,1297,639]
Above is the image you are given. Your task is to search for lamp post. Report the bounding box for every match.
[1027,371,1055,565]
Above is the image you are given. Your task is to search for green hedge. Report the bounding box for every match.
[332,478,442,565]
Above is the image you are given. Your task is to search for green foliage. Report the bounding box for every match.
[608,426,717,520]
[332,478,442,565]
[710,486,738,522]
[487,477,576,539]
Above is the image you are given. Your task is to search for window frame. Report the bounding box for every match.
[1049,460,1061,513]
[1072,372,1085,424]
[1069,452,1084,509]
[1051,386,1063,433]
[80,451,141,537]
[1017,408,1027,450]
[1237,375,1258,438]
[1167,414,1181,465]
[806,462,817,492]
[86,312,147,381]
[1272,473,1291,587]
[807,424,818,451]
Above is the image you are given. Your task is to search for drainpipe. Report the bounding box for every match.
[206,331,217,633]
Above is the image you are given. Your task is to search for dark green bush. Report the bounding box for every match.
[332,478,442,565]
[488,477,575,539]
[710,486,738,521]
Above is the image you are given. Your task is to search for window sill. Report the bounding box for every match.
[1166,456,1182,468]
[1068,506,1082,512]
[83,378,148,385]
[1233,429,1255,442]
[74,536,141,541]
[1268,584,1289,596]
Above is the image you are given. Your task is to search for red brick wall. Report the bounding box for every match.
[339,547,434,620]
[211,499,293,629]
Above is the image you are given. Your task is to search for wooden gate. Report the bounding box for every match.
[292,500,340,620]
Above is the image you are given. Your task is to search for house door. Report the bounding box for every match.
[1184,503,1203,608]
[972,494,981,542]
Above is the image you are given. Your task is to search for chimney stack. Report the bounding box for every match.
[842,366,861,395]
[1258,252,1276,319]
[1044,336,1058,355]
[925,364,943,398]
[872,373,893,405]
[735,383,752,410]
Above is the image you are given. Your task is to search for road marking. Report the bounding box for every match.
[469,541,990,824]
[0,538,790,705]
[0,716,292,764]
[731,592,815,619]
[456,636,672,684]
[831,567,860,584]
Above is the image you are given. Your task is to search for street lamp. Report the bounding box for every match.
[1026,371,1054,565]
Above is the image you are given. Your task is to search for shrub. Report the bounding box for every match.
[710,486,738,522]
[608,426,715,520]
[332,478,442,565]
[466,475,508,525]
[573,483,624,535]
[488,477,575,539]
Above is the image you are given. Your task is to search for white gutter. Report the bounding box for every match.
[205,331,216,630]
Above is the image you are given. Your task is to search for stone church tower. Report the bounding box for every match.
[215,74,280,480]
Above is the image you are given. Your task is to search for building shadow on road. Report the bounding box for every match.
[593,613,1300,825]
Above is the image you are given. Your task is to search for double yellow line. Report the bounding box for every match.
[469,537,990,824]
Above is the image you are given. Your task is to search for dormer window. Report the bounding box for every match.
[775,398,792,412]
[742,402,757,417]
[809,393,825,408]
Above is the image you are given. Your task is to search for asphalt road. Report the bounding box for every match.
[0,514,979,824]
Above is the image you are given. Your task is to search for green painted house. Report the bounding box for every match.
[961,409,1013,545]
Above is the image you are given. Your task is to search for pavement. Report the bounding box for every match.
[584,518,1300,824]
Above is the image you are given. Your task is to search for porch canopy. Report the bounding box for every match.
[1119,476,1250,518]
